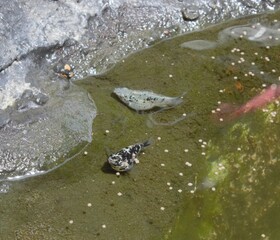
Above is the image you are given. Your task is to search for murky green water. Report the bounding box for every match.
[1,11,280,240]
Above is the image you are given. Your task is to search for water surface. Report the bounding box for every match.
[1,11,280,240]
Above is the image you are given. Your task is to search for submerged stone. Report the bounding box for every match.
[180,40,217,50]
[0,57,97,182]
[219,23,280,46]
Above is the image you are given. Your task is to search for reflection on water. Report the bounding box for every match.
[1,11,280,240]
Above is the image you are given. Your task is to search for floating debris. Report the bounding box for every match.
[107,140,151,172]
[185,162,192,167]
[57,63,74,79]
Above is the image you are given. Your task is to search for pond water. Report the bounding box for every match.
[1,11,280,240]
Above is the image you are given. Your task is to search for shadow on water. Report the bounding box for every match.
[101,162,116,174]
[1,10,280,240]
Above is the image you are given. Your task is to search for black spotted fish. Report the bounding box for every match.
[108,140,151,172]
[113,87,185,111]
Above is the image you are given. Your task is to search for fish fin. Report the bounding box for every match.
[148,108,195,126]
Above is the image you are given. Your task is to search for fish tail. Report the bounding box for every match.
[171,91,186,106]
[174,97,184,106]
[142,139,152,148]
[212,103,240,123]
[180,91,187,99]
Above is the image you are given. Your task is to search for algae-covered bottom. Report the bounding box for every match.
[1,10,280,240]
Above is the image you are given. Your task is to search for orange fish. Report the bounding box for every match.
[214,84,280,122]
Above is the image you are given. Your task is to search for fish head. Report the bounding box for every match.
[113,87,131,103]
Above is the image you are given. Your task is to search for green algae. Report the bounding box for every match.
[1,10,280,240]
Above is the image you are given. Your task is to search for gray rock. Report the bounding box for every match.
[181,6,200,21]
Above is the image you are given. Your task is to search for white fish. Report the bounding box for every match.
[113,87,185,111]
